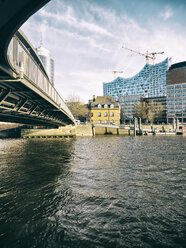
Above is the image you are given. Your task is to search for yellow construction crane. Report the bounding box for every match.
[122,45,164,65]
[112,70,123,79]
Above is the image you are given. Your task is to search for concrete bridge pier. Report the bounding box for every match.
[176,118,179,131]
[92,125,95,136]
[172,118,175,130]
[117,128,119,135]
[134,117,137,136]
[138,117,142,135]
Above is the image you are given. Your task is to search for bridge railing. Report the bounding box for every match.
[7,35,74,121]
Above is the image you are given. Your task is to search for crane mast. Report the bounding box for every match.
[112,70,123,79]
[122,45,164,64]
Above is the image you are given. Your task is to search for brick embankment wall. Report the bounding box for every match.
[20,124,175,138]
[94,126,118,135]
[94,126,106,135]
[75,124,93,137]
[119,129,134,135]
[21,125,93,138]
[94,126,133,135]
[140,124,172,132]
[21,125,76,138]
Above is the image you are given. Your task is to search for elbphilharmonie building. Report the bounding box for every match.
[103,58,169,101]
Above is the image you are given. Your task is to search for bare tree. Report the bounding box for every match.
[133,101,148,122]
[133,100,164,124]
[147,101,164,124]
[66,94,88,121]
[147,101,156,124]
[120,107,125,124]
[67,93,80,103]
[155,102,164,121]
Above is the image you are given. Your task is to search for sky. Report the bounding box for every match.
[21,0,186,103]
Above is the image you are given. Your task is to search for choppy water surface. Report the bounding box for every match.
[0,136,186,248]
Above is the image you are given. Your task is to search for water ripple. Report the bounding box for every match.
[0,136,186,247]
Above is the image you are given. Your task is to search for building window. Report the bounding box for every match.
[104,120,107,123]
[111,119,114,124]
[91,113,93,117]
[104,104,108,108]
[111,112,114,117]
[98,120,101,124]
[104,112,108,117]
[98,112,101,117]
[98,104,101,108]
[110,104,114,108]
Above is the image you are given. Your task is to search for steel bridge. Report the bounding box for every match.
[0,0,75,127]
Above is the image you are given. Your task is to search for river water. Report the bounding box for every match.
[0,136,186,248]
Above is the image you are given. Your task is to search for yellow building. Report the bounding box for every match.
[88,96,120,125]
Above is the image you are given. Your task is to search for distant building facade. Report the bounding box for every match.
[103,58,169,122]
[144,96,167,123]
[103,58,169,101]
[88,96,120,125]
[166,61,186,124]
[119,95,166,123]
[36,45,54,85]
[119,95,141,122]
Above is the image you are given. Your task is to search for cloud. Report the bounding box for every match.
[39,8,114,37]
[160,6,173,20]
[56,69,115,102]
[21,0,186,102]
[48,26,112,53]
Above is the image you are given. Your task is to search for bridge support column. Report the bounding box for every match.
[117,128,119,135]
[172,118,175,130]
[138,117,142,135]
[176,118,179,131]
[92,125,95,136]
[105,127,107,134]
[134,117,137,136]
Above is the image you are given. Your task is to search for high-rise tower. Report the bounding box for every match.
[36,38,54,85]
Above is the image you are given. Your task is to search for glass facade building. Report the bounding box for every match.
[144,96,167,123]
[103,58,169,101]
[118,95,141,121]
[166,62,186,123]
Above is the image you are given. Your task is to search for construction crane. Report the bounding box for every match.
[112,70,123,79]
[122,45,164,65]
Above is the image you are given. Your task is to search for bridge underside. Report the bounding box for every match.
[0,1,75,127]
[0,79,72,127]
[0,0,50,68]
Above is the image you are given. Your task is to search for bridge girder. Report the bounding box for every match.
[0,0,75,126]
[0,81,72,126]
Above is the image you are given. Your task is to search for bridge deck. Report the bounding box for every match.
[0,0,74,127]
[0,30,74,126]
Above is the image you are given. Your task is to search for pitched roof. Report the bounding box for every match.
[90,96,119,107]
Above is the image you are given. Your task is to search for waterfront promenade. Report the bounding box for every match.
[19,123,179,139]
